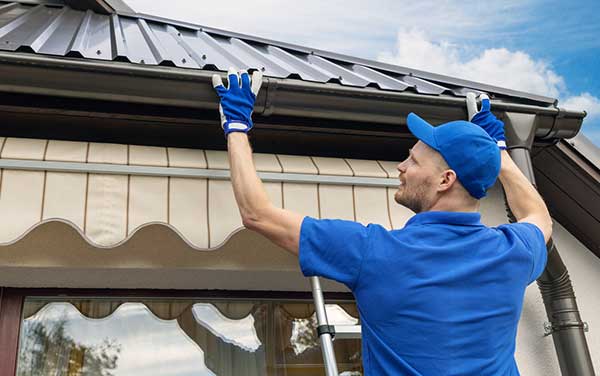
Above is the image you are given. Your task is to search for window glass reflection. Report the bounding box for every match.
[17,302,215,376]
[17,298,362,376]
[191,303,261,353]
[290,304,358,356]
[274,303,362,374]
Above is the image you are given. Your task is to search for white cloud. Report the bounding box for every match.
[377,28,600,144]
[562,93,600,119]
[378,28,566,98]
[563,94,600,144]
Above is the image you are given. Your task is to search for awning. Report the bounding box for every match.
[0,137,412,250]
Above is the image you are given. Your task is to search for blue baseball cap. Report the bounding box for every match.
[406,112,500,199]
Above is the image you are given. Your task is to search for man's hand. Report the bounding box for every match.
[212,68,263,136]
[466,93,507,149]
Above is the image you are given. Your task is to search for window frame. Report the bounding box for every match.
[0,288,24,376]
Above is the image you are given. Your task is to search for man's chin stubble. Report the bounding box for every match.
[395,191,422,214]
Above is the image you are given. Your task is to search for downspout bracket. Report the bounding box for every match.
[544,321,589,336]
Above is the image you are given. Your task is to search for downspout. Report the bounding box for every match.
[502,112,595,376]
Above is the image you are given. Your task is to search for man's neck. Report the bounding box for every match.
[425,197,480,213]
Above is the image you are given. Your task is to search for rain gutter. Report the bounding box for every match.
[0,52,585,141]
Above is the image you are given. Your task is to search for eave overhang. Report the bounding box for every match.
[534,138,600,257]
[0,51,585,149]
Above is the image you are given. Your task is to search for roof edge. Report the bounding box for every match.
[565,134,600,170]
[0,51,583,138]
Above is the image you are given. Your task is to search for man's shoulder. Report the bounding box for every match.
[494,221,543,240]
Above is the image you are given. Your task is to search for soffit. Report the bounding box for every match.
[534,140,600,257]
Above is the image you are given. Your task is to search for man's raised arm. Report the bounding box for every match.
[212,68,304,255]
[498,150,553,243]
[467,94,553,243]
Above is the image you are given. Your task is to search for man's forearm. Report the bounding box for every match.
[227,132,271,222]
[499,150,552,234]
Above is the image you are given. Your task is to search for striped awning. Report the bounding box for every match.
[0,137,413,250]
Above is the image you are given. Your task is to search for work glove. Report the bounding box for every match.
[466,92,507,149]
[212,67,263,136]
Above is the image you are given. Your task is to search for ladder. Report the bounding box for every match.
[310,276,362,376]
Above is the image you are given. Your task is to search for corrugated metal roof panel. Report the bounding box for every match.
[0,1,558,106]
[68,10,112,59]
[401,75,449,95]
[349,65,413,91]
[35,7,82,55]
[228,38,292,77]
[266,46,330,82]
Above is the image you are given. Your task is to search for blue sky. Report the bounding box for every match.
[126,0,600,146]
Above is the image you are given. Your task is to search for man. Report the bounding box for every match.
[212,68,550,375]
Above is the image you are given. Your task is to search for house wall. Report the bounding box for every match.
[515,221,600,375]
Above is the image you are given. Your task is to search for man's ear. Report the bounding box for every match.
[438,169,458,193]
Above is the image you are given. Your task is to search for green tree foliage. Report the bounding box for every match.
[17,318,121,376]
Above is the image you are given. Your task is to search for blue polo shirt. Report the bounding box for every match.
[299,211,547,376]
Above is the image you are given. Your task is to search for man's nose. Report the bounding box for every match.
[397,161,406,173]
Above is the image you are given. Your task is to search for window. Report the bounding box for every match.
[16,297,362,376]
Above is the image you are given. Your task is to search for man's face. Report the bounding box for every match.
[394,141,444,213]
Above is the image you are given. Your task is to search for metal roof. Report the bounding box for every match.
[0,0,559,106]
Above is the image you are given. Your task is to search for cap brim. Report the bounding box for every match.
[407,112,438,150]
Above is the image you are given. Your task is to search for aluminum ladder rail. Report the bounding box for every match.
[311,276,362,376]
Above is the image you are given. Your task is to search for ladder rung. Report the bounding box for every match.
[333,325,362,339]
